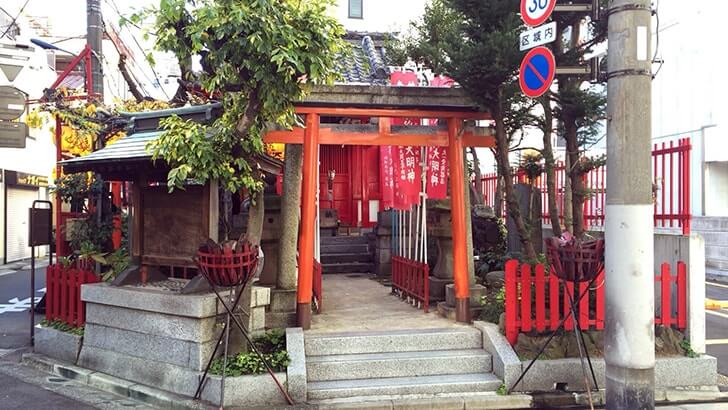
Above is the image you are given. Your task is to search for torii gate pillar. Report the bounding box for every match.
[448,118,471,323]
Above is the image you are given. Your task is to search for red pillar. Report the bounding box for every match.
[111,182,122,250]
[448,118,470,323]
[296,113,319,329]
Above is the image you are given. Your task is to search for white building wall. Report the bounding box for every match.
[334,0,427,33]
[651,1,728,216]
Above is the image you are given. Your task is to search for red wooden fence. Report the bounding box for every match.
[392,256,430,313]
[46,263,100,327]
[504,259,687,345]
[479,138,691,234]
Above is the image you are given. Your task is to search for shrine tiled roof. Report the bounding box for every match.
[337,33,392,85]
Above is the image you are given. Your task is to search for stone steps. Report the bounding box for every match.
[320,243,369,255]
[304,327,500,401]
[321,235,370,245]
[305,328,482,355]
[321,262,374,274]
[307,373,502,401]
[320,252,374,264]
[307,349,491,381]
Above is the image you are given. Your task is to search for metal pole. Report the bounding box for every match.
[86,0,104,98]
[605,0,655,408]
[30,246,35,346]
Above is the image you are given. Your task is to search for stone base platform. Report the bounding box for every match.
[78,281,271,398]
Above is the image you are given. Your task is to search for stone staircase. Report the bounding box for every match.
[320,235,374,274]
[693,216,728,272]
[304,327,501,402]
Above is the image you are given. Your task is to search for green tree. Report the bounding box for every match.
[552,7,607,238]
[140,0,346,194]
[397,0,538,260]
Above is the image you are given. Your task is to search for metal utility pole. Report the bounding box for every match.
[605,0,654,408]
[87,0,104,98]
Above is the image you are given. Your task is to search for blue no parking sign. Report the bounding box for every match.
[519,46,556,98]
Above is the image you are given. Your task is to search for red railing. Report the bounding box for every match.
[504,260,687,345]
[46,263,100,327]
[479,138,691,234]
[313,259,323,313]
[392,256,430,313]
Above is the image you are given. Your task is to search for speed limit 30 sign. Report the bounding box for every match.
[521,0,557,27]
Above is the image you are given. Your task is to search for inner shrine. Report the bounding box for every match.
[263,83,494,329]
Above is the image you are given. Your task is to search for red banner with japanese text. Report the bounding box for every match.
[380,146,395,209]
[393,146,421,209]
[426,147,448,199]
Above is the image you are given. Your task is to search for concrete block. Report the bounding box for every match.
[655,355,717,387]
[511,355,718,392]
[82,323,219,371]
[34,325,82,365]
[88,371,135,397]
[392,397,464,410]
[429,276,452,301]
[129,382,183,409]
[81,282,219,318]
[266,311,297,329]
[200,372,289,407]
[445,284,487,307]
[376,235,392,249]
[286,327,307,403]
[241,286,271,309]
[376,248,392,263]
[463,394,534,409]
[375,262,392,277]
[269,288,297,313]
[54,362,95,384]
[436,302,484,321]
[78,345,202,397]
[21,353,56,373]
[241,306,267,332]
[304,328,482,356]
[306,349,491,381]
[474,321,521,391]
[85,303,218,342]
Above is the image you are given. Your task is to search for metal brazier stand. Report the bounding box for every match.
[193,241,293,406]
[509,238,605,408]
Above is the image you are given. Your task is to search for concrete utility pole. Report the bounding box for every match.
[87,0,104,98]
[605,0,654,408]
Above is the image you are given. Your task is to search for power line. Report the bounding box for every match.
[103,0,170,99]
[0,0,30,39]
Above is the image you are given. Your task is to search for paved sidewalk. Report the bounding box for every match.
[0,349,153,410]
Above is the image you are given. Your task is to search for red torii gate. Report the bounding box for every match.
[263,85,494,329]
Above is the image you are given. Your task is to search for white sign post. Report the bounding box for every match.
[519,21,558,51]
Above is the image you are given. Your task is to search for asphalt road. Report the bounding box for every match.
[706,280,728,376]
[0,266,46,349]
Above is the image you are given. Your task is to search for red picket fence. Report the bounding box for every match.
[479,138,691,234]
[46,263,100,327]
[313,259,323,313]
[392,256,430,313]
[504,259,687,345]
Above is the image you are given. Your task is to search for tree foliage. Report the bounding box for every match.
[140,0,346,192]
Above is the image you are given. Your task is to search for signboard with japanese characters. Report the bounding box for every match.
[380,146,395,209]
[394,146,422,209]
[520,21,557,51]
[426,147,448,200]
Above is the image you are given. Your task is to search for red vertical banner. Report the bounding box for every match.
[380,146,395,209]
[394,146,421,209]
[426,147,448,199]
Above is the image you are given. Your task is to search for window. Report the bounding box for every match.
[349,0,363,19]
